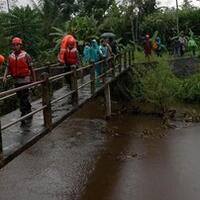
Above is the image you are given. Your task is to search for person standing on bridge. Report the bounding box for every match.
[3,37,36,125]
[64,38,79,90]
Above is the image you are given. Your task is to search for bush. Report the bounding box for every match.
[177,74,200,102]
[142,61,180,112]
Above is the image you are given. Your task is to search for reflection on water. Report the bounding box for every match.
[74,98,200,200]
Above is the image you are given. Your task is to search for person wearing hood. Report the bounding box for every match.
[188,37,198,56]
[83,42,91,64]
[89,39,103,84]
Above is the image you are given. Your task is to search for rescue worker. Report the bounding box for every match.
[3,37,36,125]
[64,38,79,90]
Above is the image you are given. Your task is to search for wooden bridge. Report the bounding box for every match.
[0,49,134,167]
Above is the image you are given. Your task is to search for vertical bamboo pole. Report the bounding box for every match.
[90,63,96,95]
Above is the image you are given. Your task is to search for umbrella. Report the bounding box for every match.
[100,32,116,38]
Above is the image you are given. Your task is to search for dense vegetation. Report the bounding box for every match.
[0,0,200,112]
[0,0,199,63]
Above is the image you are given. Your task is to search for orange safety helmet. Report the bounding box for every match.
[12,37,23,45]
[0,54,5,65]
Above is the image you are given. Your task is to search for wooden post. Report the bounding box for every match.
[71,66,79,106]
[0,121,3,160]
[90,62,96,95]
[112,56,116,78]
[102,59,106,84]
[41,72,52,130]
[104,84,112,118]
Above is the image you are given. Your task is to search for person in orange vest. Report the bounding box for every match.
[58,34,77,64]
[3,37,36,125]
[63,38,79,90]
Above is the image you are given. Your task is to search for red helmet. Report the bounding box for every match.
[12,37,23,45]
[0,55,5,65]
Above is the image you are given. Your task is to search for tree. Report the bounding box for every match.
[77,0,114,20]
[1,6,42,57]
[182,0,193,8]
[51,15,99,52]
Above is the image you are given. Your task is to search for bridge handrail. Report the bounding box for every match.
[0,49,134,160]
[0,80,45,98]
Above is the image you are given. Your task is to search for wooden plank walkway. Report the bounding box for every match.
[0,58,130,167]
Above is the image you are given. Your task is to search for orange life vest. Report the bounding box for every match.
[64,48,78,65]
[58,35,77,64]
[8,51,30,77]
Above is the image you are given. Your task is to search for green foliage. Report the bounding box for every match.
[77,0,114,20]
[177,74,200,102]
[1,6,42,57]
[51,16,99,52]
[142,61,180,111]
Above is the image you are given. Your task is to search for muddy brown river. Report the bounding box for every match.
[0,97,200,200]
[75,99,200,200]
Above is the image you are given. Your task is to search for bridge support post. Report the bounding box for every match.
[41,72,52,130]
[102,59,107,84]
[71,67,79,106]
[90,63,96,95]
[0,121,3,160]
[112,56,116,78]
[104,84,111,118]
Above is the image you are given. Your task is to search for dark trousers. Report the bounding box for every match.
[15,83,31,116]
[64,64,72,90]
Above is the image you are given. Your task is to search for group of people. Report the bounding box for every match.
[83,38,118,81]
[143,31,199,60]
[143,34,164,61]
[173,31,198,57]
[0,34,118,125]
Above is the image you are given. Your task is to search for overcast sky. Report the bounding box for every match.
[14,0,200,7]
[0,0,200,11]
[159,0,200,7]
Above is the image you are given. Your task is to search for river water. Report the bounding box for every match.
[1,97,200,200]
[74,97,200,200]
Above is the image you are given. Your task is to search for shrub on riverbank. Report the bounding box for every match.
[142,61,180,112]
